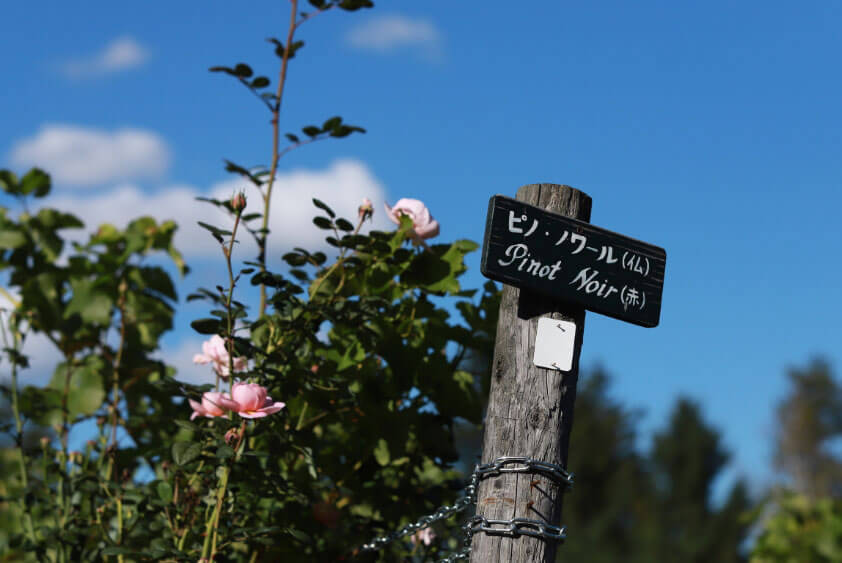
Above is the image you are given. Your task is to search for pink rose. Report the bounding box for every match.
[230,382,285,419]
[189,391,238,420]
[410,527,436,546]
[193,335,248,379]
[384,198,439,241]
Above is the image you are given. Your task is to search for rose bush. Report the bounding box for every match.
[0,2,500,561]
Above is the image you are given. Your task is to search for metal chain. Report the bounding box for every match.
[467,516,566,542]
[358,456,572,561]
[358,471,479,553]
[474,456,574,488]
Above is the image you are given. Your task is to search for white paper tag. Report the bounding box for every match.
[533,318,576,372]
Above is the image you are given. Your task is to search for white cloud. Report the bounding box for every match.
[0,297,62,388]
[10,124,170,187]
[46,159,393,260]
[346,15,443,60]
[59,36,149,78]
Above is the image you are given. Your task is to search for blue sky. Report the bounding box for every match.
[2,0,842,497]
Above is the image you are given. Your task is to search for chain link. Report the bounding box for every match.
[474,456,574,489]
[467,516,566,542]
[358,456,571,561]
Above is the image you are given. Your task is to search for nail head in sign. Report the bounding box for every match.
[533,318,577,372]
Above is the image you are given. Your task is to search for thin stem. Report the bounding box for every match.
[295,401,308,431]
[258,0,299,317]
[57,356,74,531]
[116,498,124,563]
[275,133,329,161]
[225,209,243,390]
[0,286,20,307]
[1,313,37,542]
[203,420,248,560]
[110,283,128,451]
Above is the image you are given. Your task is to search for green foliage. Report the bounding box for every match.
[750,493,842,562]
[0,154,492,560]
[0,167,51,198]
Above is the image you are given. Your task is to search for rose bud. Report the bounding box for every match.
[231,192,247,213]
[358,197,373,222]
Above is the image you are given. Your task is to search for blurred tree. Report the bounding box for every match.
[649,399,751,563]
[559,367,655,563]
[560,376,750,562]
[774,358,842,499]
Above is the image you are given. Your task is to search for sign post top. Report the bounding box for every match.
[481,194,666,328]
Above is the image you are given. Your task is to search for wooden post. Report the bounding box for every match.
[471,183,592,563]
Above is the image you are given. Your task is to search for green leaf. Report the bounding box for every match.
[20,168,51,197]
[312,198,335,218]
[0,168,20,194]
[251,76,270,88]
[157,481,173,504]
[285,133,300,143]
[267,38,285,58]
[216,445,235,459]
[0,229,27,249]
[128,266,177,301]
[197,221,226,244]
[65,278,113,325]
[172,442,202,466]
[48,357,106,418]
[19,385,62,426]
[173,419,198,432]
[233,63,253,78]
[288,40,305,58]
[335,218,354,232]
[191,318,222,335]
[0,170,18,194]
[312,217,333,230]
[224,160,261,186]
[282,252,307,266]
[338,0,374,10]
[322,116,342,131]
[286,528,313,545]
[373,438,390,466]
[102,547,135,556]
[302,126,321,137]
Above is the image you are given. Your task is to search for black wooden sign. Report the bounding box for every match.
[480,195,666,327]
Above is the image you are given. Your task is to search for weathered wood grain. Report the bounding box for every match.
[470,184,591,563]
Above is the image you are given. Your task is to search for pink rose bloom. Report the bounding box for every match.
[410,527,436,546]
[193,335,248,379]
[230,382,285,419]
[189,391,238,420]
[384,198,439,241]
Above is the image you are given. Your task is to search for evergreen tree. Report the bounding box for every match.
[649,399,750,563]
[560,376,750,562]
[560,368,657,563]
